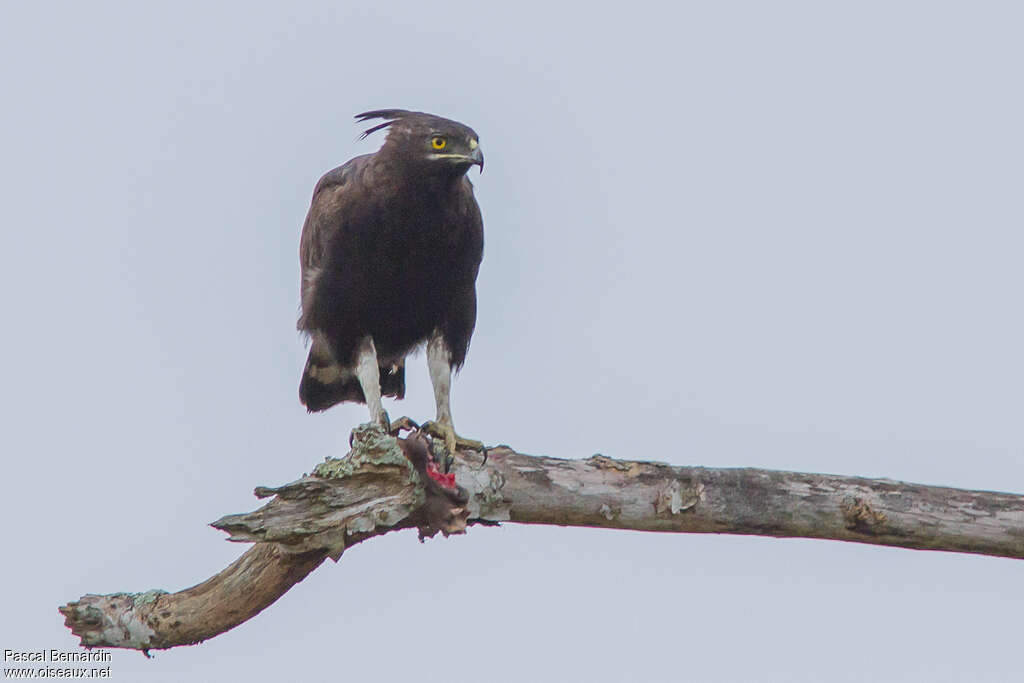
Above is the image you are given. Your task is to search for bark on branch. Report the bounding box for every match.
[60,424,1024,653]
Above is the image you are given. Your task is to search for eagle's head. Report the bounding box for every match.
[356,109,484,176]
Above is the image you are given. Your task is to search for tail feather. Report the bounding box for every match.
[299,351,405,413]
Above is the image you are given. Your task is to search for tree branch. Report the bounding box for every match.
[60,424,1024,653]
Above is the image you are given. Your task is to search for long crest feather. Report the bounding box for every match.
[355,109,415,140]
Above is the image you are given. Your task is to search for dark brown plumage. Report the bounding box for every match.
[297,110,484,450]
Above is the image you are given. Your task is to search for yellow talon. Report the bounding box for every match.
[387,415,420,435]
[421,420,484,455]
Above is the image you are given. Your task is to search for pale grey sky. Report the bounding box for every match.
[3,2,1023,681]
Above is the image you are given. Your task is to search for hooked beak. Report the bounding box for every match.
[429,145,484,172]
[468,146,484,172]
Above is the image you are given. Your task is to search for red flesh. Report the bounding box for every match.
[426,459,457,489]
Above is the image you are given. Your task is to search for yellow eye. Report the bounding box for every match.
[431,136,447,150]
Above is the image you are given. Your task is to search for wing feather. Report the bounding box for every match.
[297,155,371,332]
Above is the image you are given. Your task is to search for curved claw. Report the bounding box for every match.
[388,416,420,436]
[421,421,485,470]
[422,420,457,456]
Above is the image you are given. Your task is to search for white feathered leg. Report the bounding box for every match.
[354,336,388,429]
[423,330,484,459]
[427,331,454,434]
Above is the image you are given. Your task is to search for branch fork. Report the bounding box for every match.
[60,426,1024,653]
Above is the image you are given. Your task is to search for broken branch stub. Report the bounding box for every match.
[60,425,466,652]
[60,427,1024,654]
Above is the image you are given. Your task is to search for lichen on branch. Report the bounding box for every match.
[60,426,1024,653]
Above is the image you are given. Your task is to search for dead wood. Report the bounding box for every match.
[60,424,1024,653]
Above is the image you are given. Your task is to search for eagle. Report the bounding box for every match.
[297,110,485,455]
